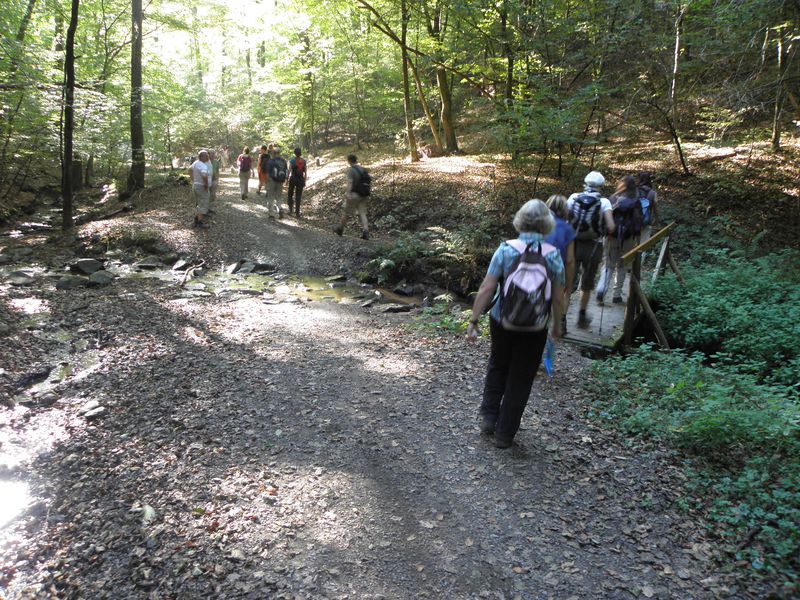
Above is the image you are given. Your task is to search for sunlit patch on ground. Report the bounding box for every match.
[0,481,31,529]
[9,297,50,315]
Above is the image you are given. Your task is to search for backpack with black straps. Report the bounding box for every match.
[352,165,372,196]
[638,186,653,226]
[613,195,644,241]
[271,157,288,182]
[569,193,603,240]
[499,239,555,332]
[291,157,306,179]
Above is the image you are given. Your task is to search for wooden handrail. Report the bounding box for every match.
[622,222,676,265]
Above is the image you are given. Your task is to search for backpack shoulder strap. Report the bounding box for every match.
[505,239,528,254]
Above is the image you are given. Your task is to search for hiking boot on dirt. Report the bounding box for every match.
[480,414,496,436]
[361,230,370,240]
[577,310,592,328]
[334,226,343,237]
[495,438,513,449]
[612,296,624,304]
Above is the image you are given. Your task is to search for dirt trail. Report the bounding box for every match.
[0,179,733,599]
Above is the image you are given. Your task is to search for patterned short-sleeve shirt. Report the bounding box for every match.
[486,232,565,322]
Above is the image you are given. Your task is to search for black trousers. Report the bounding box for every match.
[287,178,304,214]
[480,318,548,443]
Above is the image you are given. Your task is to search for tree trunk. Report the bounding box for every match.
[409,57,443,152]
[401,0,419,162]
[11,0,38,74]
[62,0,80,230]
[771,30,795,151]
[436,67,458,152]
[668,4,690,176]
[500,0,514,107]
[127,0,145,191]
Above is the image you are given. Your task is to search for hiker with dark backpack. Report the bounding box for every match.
[265,147,288,219]
[466,199,564,449]
[600,176,644,304]
[287,147,307,218]
[256,145,270,195]
[334,154,371,240]
[637,171,659,244]
[566,171,615,328]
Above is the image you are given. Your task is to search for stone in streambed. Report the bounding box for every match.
[56,275,87,290]
[70,258,103,275]
[9,271,34,286]
[88,270,114,286]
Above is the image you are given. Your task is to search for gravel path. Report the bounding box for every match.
[0,178,735,598]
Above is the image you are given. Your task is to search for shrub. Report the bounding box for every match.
[591,347,800,582]
[650,249,800,386]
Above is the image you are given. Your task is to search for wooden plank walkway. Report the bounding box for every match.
[563,293,627,348]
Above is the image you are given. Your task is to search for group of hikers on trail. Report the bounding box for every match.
[188,146,372,237]
[189,149,655,451]
[467,170,658,449]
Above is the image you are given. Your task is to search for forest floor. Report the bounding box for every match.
[0,166,772,599]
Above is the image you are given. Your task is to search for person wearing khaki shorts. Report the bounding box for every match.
[334,154,370,240]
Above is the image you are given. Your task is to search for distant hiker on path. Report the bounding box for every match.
[637,172,659,244]
[545,194,576,335]
[266,147,288,219]
[567,171,615,328]
[334,154,371,240]
[189,149,211,229]
[466,199,564,449]
[256,145,269,195]
[287,147,307,218]
[208,149,221,214]
[237,147,253,200]
[601,176,643,304]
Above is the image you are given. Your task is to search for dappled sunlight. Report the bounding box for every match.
[228,201,268,216]
[9,297,50,314]
[0,481,30,529]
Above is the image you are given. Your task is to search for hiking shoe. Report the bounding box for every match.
[278,209,284,219]
[195,220,209,229]
[334,226,343,237]
[361,230,370,240]
[295,211,301,218]
[480,414,496,436]
[612,296,624,304]
[207,209,216,216]
[577,311,592,328]
[495,438,513,449]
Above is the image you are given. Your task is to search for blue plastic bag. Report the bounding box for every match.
[542,338,555,376]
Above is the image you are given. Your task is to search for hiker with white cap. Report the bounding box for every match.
[566,171,615,328]
[189,149,212,229]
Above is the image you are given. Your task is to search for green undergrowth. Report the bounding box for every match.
[592,247,800,588]
[411,296,489,337]
[357,226,494,295]
[649,248,800,387]
[591,348,799,587]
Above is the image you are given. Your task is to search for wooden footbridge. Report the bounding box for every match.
[563,223,682,351]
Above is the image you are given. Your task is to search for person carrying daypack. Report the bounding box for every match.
[599,175,643,304]
[256,145,270,195]
[334,154,371,240]
[237,147,253,200]
[465,199,564,449]
[637,171,659,244]
[566,171,615,328]
[287,147,307,218]
[265,147,288,219]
